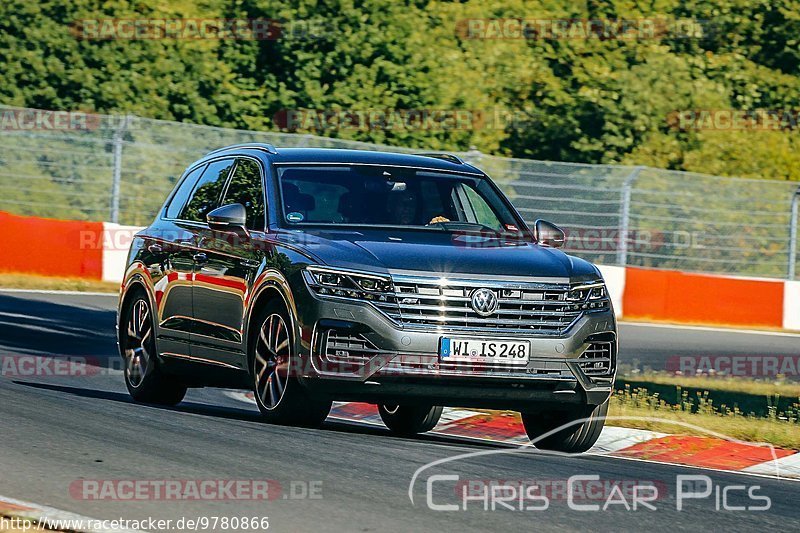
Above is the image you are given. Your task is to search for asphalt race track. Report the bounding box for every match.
[1,290,798,532]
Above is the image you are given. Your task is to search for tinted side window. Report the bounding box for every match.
[463,185,503,230]
[180,159,235,222]
[222,159,265,230]
[166,165,205,219]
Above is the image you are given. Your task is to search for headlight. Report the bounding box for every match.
[304,266,394,302]
[566,282,609,311]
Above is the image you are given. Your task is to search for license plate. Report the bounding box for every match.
[440,337,530,366]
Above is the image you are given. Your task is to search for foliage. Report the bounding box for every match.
[1,0,799,180]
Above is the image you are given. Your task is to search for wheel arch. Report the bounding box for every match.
[117,271,158,350]
[120,277,149,306]
[118,261,157,314]
[244,272,300,373]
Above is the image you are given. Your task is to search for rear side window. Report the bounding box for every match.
[166,164,205,219]
[180,159,235,222]
[222,159,266,231]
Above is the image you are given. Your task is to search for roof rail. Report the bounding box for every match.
[205,143,279,156]
[413,152,465,165]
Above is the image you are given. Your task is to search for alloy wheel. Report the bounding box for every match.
[125,299,152,388]
[254,313,290,410]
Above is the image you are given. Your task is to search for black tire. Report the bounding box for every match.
[521,400,608,453]
[251,299,331,427]
[120,291,187,406]
[378,404,443,436]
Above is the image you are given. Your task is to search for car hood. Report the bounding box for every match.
[275,228,600,281]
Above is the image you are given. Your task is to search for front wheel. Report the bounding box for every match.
[251,300,331,427]
[521,400,608,453]
[378,404,443,436]
[120,293,187,406]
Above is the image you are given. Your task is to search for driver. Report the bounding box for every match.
[388,190,417,225]
[387,189,450,226]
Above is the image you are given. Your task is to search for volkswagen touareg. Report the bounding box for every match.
[117,145,617,452]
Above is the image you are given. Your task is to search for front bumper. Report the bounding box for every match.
[293,282,617,410]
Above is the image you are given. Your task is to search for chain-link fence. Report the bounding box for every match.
[1,104,798,280]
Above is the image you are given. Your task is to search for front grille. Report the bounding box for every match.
[324,331,381,364]
[577,342,614,376]
[381,355,574,378]
[527,359,572,377]
[371,276,594,334]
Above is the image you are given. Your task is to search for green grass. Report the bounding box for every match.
[619,373,800,399]
[610,384,800,450]
[610,371,800,449]
[0,272,118,293]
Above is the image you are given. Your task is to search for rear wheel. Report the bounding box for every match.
[251,300,331,427]
[378,404,443,436]
[120,293,187,406]
[521,400,608,453]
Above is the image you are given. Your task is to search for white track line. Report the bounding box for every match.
[0,494,141,532]
[2,290,799,336]
[619,320,800,337]
[743,452,800,477]
[0,289,117,297]
[3,290,799,336]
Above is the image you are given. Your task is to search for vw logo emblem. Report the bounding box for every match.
[471,288,499,316]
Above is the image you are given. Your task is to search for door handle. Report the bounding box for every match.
[193,252,208,263]
[241,259,261,268]
[147,244,163,253]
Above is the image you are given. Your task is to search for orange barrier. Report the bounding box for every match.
[0,211,103,279]
[0,211,795,329]
[623,267,785,328]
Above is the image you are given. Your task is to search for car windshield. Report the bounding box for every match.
[277,165,525,234]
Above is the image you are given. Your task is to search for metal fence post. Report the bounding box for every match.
[464,146,483,167]
[789,186,800,280]
[109,115,128,224]
[617,166,644,266]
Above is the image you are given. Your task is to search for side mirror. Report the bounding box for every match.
[534,219,565,248]
[207,203,248,233]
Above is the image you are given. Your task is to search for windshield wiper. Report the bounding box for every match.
[428,221,502,234]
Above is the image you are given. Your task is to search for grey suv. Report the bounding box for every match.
[117,145,616,452]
